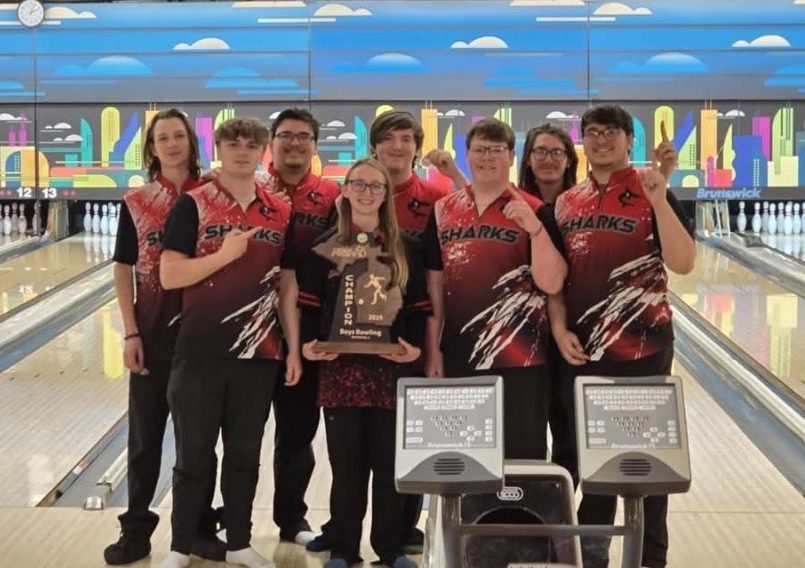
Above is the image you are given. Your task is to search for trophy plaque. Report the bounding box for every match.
[312,231,405,355]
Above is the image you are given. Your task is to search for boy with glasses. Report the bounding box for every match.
[262,108,340,547]
[422,118,567,464]
[548,104,695,568]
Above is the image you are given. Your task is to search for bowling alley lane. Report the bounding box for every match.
[0,233,114,317]
[0,300,127,507]
[668,242,805,400]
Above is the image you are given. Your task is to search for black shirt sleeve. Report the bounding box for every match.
[537,203,566,258]
[112,200,138,265]
[421,209,443,271]
[162,193,200,256]
[652,191,694,250]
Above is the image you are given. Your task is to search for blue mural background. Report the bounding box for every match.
[0,1,803,199]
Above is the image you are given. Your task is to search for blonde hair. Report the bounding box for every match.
[338,158,409,290]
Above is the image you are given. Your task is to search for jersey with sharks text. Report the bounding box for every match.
[423,185,551,374]
[554,166,690,362]
[113,174,200,362]
[162,180,291,360]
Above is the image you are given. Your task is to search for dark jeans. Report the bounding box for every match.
[324,406,405,565]
[557,347,674,568]
[272,358,321,537]
[167,357,278,553]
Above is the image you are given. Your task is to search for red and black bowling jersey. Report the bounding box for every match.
[162,180,291,360]
[393,174,451,242]
[423,185,549,373]
[297,228,431,410]
[113,174,200,362]
[554,166,688,362]
[257,164,339,264]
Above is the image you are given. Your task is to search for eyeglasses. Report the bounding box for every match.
[274,131,314,143]
[531,147,567,160]
[583,127,621,141]
[345,179,387,194]
[468,145,509,157]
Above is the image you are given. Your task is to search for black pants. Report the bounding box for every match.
[167,357,278,554]
[324,407,404,565]
[272,358,321,537]
[452,365,549,460]
[123,361,217,536]
[557,347,674,568]
[546,339,575,483]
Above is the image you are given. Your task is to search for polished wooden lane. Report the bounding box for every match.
[2,356,802,566]
[0,233,113,316]
[668,242,805,399]
[0,300,126,506]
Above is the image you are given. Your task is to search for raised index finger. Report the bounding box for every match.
[660,120,669,143]
[506,185,525,202]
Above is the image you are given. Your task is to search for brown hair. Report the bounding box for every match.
[214,116,270,147]
[518,123,578,199]
[370,110,425,161]
[143,108,201,182]
[465,118,515,151]
[338,158,409,290]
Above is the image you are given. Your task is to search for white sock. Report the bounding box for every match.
[159,551,190,568]
[294,530,316,546]
[226,547,274,568]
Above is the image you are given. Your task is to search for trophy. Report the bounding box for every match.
[311,231,405,355]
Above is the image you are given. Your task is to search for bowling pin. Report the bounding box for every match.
[793,203,801,235]
[736,201,747,232]
[100,204,109,235]
[783,202,793,236]
[2,205,11,236]
[91,203,100,234]
[751,202,761,234]
[762,201,769,233]
[109,203,118,236]
[32,201,41,236]
[768,203,777,235]
[776,202,784,232]
[17,203,27,235]
[10,203,18,233]
[83,203,92,233]
[782,235,794,256]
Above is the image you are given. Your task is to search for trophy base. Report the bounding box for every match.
[313,341,406,356]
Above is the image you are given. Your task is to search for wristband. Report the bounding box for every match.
[124,332,141,341]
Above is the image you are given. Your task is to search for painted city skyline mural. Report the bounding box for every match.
[0,1,804,199]
[0,100,801,200]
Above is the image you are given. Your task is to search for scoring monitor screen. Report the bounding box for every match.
[583,384,680,450]
[403,385,496,450]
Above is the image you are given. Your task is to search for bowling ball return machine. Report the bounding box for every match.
[395,375,691,568]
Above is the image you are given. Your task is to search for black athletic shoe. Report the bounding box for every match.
[103,532,151,565]
[305,532,332,552]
